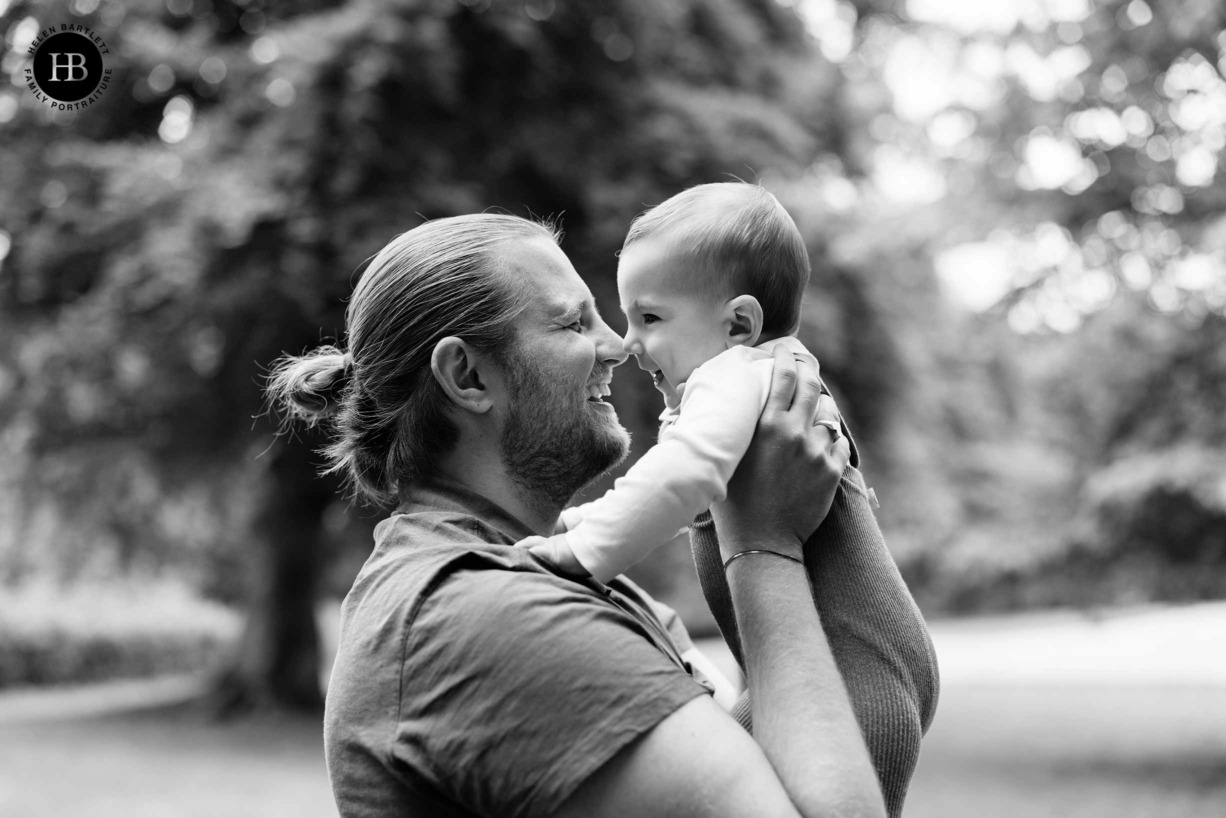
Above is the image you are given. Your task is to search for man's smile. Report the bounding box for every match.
[585,379,612,403]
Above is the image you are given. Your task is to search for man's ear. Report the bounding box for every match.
[430,337,494,414]
[724,295,763,349]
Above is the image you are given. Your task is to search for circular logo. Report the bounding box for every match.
[25,26,112,110]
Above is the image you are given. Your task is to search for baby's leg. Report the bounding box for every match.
[690,465,939,818]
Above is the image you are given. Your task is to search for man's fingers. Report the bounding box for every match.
[813,395,852,463]
[791,354,824,423]
[829,431,852,471]
[791,351,821,380]
[764,345,798,415]
[811,394,851,473]
[813,394,840,428]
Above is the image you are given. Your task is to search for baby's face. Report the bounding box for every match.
[617,238,729,409]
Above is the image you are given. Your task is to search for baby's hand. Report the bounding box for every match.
[523,533,590,578]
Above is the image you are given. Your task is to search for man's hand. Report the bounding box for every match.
[716,346,852,563]
[553,344,887,818]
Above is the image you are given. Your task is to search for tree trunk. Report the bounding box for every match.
[210,433,333,714]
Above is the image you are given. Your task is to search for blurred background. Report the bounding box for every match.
[1,0,1224,815]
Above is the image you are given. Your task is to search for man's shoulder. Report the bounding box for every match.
[349,510,538,625]
[325,505,708,818]
[326,511,556,743]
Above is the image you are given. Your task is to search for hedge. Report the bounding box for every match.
[0,581,240,689]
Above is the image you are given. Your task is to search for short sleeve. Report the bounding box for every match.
[636,587,696,655]
[394,566,709,818]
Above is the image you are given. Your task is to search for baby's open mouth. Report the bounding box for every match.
[651,370,664,388]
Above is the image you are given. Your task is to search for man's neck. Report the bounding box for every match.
[432,448,562,537]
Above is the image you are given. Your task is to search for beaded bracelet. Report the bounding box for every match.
[723,549,805,570]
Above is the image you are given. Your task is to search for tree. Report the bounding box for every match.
[834,0,1226,608]
[2,0,861,707]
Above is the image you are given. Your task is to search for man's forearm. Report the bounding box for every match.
[728,547,886,818]
[694,470,938,818]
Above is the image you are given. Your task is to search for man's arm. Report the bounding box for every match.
[554,349,886,818]
[553,695,806,818]
[557,561,881,818]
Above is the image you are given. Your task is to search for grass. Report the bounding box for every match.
[2,624,1225,818]
[0,700,335,818]
[906,683,1226,818]
[3,678,1223,817]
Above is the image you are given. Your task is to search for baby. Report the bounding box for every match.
[521,182,939,818]
[524,181,855,581]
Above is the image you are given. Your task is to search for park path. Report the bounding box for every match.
[3,601,1225,724]
[1,602,1224,818]
[696,602,1226,818]
[695,599,1226,689]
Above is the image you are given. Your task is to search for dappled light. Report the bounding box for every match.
[827,0,1226,336]
[1,0,1224,815]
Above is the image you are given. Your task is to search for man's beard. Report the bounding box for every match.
[500,353,630,511]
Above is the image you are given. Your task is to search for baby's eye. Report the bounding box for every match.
[642,314,660,325]
[565,320,583,332]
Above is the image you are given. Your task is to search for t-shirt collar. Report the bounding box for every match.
[394,476,537,543]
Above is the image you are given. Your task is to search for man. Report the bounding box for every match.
[280,215,887,817]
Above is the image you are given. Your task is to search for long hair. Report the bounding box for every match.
[266,214,560,504]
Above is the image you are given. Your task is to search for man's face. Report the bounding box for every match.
[617,238,730,410]
[494,238,630,507]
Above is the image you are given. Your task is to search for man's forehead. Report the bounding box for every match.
[514,276,594,323]
[500,238,590,309]
[498,235,567,274]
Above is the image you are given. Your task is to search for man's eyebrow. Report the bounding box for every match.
[550,301,585,320]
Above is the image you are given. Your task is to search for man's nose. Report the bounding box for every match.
[592,316,629,367]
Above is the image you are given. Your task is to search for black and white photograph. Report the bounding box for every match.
[1,0,1224,816]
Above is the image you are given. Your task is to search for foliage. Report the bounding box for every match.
[1,0,855,688]
[2,0,1225,699]
[1,0,837,526]
[925,442,1226,613]
[1080,444,1226,565]
[824,0,1226,609]
[0,579,239,688]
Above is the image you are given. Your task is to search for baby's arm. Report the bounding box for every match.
[529,509,691,576]
[525,350,770,582]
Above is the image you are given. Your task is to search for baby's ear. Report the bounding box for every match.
[724,295,763,349]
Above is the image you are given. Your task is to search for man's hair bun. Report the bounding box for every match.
[266,345,352,424]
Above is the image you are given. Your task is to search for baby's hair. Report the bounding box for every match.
[266,214,560,505]
[622,182,810,336]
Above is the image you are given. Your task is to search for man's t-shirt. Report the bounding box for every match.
[323,478,711,818]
